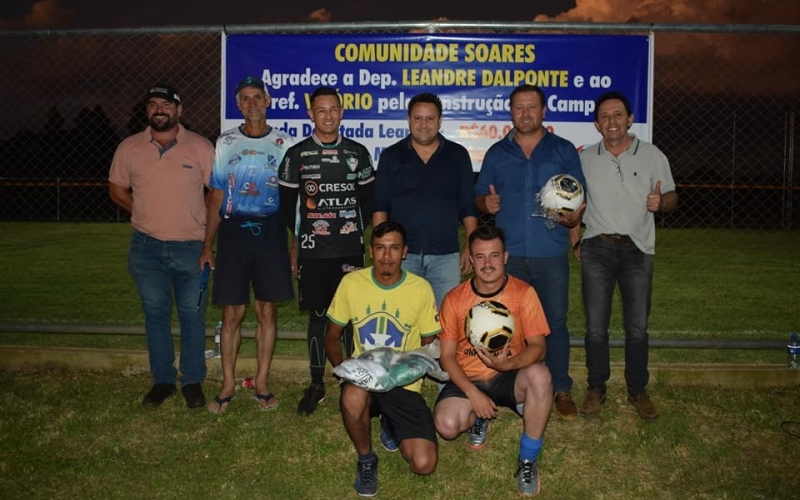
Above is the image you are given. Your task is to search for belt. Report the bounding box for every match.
[597,233,632,244]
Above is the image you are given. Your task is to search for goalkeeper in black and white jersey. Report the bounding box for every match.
[279,86,375,416]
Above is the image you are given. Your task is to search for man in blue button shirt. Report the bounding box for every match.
[373,92,477,309]
[475,84,585,420]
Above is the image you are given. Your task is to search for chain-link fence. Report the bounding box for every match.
[0,22,798,229]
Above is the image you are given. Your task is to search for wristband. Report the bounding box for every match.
[572,241,581,251]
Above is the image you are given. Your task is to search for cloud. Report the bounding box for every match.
[534,0,799,24]
[0,0,73,29]
[535,0,800,96]
[307,8,332,23]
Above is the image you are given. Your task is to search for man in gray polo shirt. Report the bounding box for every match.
[573,91,677,422]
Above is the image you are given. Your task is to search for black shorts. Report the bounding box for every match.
[212,215,294,305]
[436,371,519,411]
[297,256,363,311]
[365,386,437,445]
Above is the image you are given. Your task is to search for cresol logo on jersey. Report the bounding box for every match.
[319,182,355,192]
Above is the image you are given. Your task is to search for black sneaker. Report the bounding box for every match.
[354,454,378,497]
[142,383,176,407]
[297,383,326,416]
[181,383,206,409]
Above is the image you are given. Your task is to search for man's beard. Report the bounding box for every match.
[149,113,177,132]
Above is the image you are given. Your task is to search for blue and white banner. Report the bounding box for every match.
[223,33,653,171]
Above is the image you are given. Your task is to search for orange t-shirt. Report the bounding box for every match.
[109,125,214,241]
[439,275,550,380]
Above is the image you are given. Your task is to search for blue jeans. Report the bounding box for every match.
[128,230,207,386]
[580,236,654,395]
[402,252,460,310]
[506,254,572,393]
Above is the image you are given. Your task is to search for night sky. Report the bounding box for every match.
[0,0,797,30]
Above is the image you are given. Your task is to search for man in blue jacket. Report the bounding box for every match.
[475,84,585,421]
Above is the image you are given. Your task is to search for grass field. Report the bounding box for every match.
[1,368,799,500]
[1,222,797,338]
[2,226,800,499]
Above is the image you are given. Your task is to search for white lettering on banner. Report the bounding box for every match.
[377,92,410,113]
[547,95,595,117]
[262,68,338,90]
[359,69,394,89]
[270,91,298,110]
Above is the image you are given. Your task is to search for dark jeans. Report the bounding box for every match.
[128,230,207,386]
[506,254,572,393]
[580,236,654,395]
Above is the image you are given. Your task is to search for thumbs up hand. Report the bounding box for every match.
[647,180,662,212]
[484,184,501,215]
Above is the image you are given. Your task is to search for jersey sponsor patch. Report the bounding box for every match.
[312,220,331,235]
[308,212,336,219]
[340,221,358,234]
[304,181,319,196]
[358,167,374,179]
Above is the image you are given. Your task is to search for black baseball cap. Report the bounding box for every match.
[146,84,181,104]
[235,75,268,95]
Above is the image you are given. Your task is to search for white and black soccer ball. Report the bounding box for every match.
[537,174,585,214]
[465,300,515,351]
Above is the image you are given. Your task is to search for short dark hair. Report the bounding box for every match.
[407,92,442,117]
[372,220,407,246]
[509,84,546,108]
[468,225,506,253]
[310,86,341,107]
[594,91,632,121]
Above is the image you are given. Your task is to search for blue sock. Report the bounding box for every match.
[519,433,543,462]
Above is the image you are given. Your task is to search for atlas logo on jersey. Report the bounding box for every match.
[318,197,357,208]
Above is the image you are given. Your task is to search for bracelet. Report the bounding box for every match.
[572,241,581,251]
